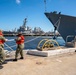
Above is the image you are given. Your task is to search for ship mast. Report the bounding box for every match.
[23,18,27,28]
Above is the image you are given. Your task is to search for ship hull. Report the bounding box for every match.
[45,12,76,42]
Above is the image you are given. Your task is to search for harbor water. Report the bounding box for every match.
[4,36,65,51]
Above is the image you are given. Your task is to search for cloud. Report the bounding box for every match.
[16,0,21,4]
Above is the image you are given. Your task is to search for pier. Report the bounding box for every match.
[1,48,76,75]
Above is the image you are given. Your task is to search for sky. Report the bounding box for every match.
[0,0,76,32]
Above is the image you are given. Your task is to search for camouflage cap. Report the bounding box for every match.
[0,29,3,32]
[17,32,22,36]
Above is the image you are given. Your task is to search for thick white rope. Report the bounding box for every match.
[5,36,41,50]
[4,43,14,51]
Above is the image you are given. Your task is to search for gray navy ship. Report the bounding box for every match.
[45,11,76,43]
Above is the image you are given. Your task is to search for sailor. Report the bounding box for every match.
[0,30,7,65]
[13,32,25,61]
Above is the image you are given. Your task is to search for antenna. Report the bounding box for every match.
[44,0,47,12]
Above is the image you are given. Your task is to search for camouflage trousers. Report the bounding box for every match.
[0,47,5,64]
[15,44,24,59]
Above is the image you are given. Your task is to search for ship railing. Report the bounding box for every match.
[66,35,75,42]
[65,35,75,47]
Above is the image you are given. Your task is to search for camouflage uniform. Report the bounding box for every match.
[15,43,24,59]
[14,34,24,61]
[0,35,6,64]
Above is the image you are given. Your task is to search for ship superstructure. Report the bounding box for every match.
[17,18,32,34]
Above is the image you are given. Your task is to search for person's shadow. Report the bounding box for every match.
[5,59,13,62]
[0,59,13,69]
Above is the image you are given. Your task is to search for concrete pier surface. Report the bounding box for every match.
[27,47,76,56]
[0,50,76,75]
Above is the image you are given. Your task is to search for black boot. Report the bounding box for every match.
[0,63,3,69]
[13,59,17,61]
[20,57,24,59]
[0,65,3,69]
